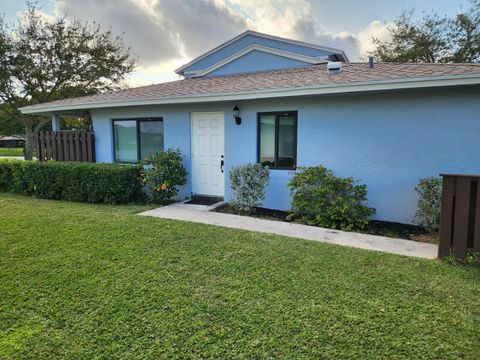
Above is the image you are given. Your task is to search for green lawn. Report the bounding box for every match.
[0,147,23,157]
[0,194,479,359]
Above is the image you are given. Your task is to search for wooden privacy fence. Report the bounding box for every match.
[35,130,95,162]
[439,174,480,260]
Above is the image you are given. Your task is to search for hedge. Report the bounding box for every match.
[0,160,144,204]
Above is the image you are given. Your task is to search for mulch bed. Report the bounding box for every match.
[213,204,438,244]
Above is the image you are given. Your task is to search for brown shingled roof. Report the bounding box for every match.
[20,62,480,114]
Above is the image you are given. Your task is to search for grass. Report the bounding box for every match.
[0,193,479,358]
[0,147,23,157]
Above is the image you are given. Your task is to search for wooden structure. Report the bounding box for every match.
[35,130,95,162]
[439,174,480,260]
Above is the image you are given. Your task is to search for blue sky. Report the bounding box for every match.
[0,0,472,85]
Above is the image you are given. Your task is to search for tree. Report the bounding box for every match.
[0,2,136,159]
[373,0,480,63]
[0,103,24,136]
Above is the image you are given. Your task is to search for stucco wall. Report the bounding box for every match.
[91,103,233,200]
[91,86,480,224]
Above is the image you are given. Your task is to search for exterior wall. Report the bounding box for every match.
[182,34,333,76]
[91,103,233,200]
[91,86,480,224]
[206,50,311,77]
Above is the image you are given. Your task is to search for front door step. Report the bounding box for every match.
[184,195,223,206]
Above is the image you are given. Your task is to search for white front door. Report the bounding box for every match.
[191,112,225,197]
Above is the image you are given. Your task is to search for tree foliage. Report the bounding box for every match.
[0,103,23,136]
[373,1,480,63]
[0,1,136,158]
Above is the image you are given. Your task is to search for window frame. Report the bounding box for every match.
[257,111,298,170]
[112,117,164,163]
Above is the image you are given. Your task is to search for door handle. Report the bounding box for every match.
[220,159,224,173]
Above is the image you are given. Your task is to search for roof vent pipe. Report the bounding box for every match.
[368,56,374,68]
[327,61,342,74]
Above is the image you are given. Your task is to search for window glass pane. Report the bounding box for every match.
[140,120,164,160]
[114,120,137,162]
[259,115,275,167]
[277,115,295,168]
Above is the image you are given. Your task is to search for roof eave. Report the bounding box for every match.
[19,74,480,115]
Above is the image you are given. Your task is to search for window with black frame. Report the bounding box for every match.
[258,111,297,169]
[113,118,164,162]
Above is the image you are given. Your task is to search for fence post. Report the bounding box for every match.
[34,131,41,161]
[438,174,480,262]
[439,175,454,258]
[52,132,58,161]
[86,132,93,162]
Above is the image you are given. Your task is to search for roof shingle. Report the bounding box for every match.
[21,62,480,112]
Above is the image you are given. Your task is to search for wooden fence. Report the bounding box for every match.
[35,130,95,162]
[439,174,480,260]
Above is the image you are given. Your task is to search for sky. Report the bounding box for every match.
[0,0,472,86]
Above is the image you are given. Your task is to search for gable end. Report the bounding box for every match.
[176,30,348,78]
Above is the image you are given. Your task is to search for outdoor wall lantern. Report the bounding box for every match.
[233,104,241,125]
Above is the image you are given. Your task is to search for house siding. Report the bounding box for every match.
[181,34,334,76]
[91,86,480,224]
[205,50,312,77]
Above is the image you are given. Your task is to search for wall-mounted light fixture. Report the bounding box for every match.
[233,104,241,125]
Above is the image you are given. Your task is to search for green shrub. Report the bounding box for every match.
[229,163,269,213]
[287,166,375,231]
[141,149,187,204]
[415,177,442,231]
[0,159,144,204]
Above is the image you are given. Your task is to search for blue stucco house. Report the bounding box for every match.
[20,30,480,224]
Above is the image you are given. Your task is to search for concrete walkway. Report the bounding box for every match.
[138,203,438,259]
[0,156,24,160]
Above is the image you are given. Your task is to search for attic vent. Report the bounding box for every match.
[327,61,342,74]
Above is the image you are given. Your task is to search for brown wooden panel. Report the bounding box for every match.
[34,131,41,161]
[439,176,455,258]
[52,132,58,161]
[81,132,87,161]
[45,132,52,160]
[56,132,63,161]
[74,132,81,162]
[86,132,93,162]
[62,132,69,161]
[91,134,96,163]
[473,182,480,254]
[39,131,45,161]
[452,177,471,260]
[68,132,75,160]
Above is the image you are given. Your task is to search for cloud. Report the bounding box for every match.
[52,0,392,85]
[55,0,247,67]
[226,0,389,61]
[154,0,247,58]
[292,18,360,60]
[357,20,392,58]
[227,0,311,38]
[55,0,181,66]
